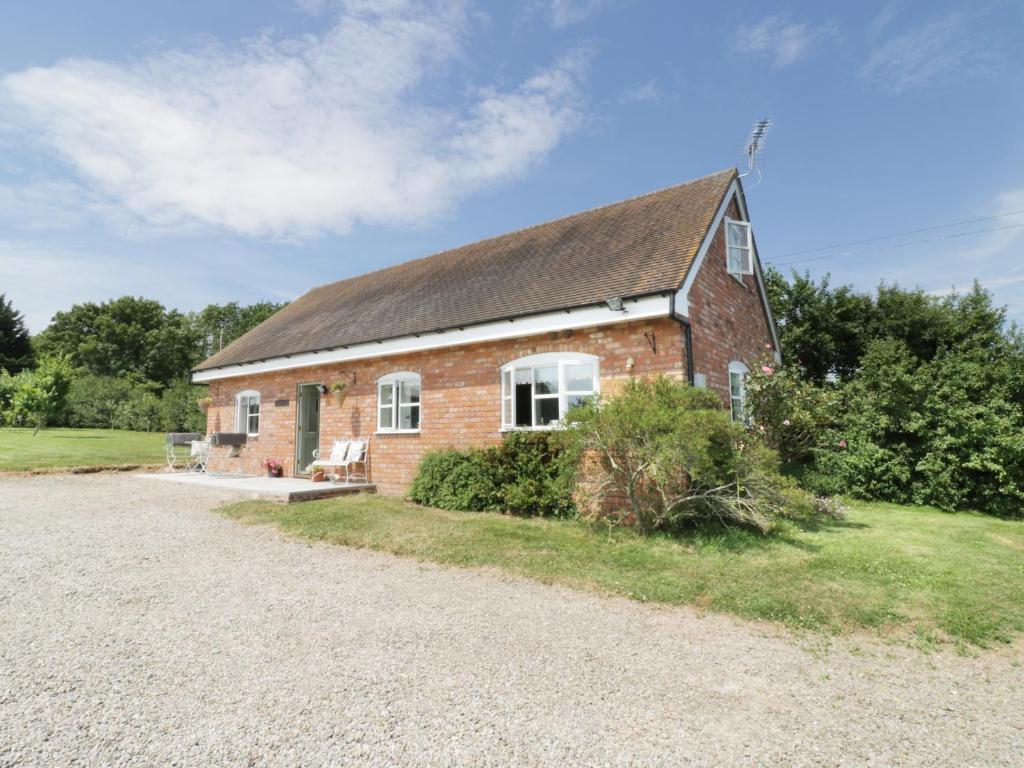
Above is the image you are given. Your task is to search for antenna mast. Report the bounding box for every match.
[738,117,772,186]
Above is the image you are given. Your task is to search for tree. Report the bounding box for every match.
[764,269,874,383]
[191,301,286,359]
[0,294,34,374]
[33,297,199,387]
[2,356,73,434]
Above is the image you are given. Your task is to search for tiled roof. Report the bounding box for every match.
[195,168,736,371]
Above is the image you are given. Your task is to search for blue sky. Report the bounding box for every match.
[1,0,1022,332]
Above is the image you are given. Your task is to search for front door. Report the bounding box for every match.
[295,384,321,474]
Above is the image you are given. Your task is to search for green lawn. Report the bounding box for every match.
[219,494,1024,649]
[0,427,166,471]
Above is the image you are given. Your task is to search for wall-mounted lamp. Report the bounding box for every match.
[316,384,329,395]
[625,356,635,371]
[605,297,625,312]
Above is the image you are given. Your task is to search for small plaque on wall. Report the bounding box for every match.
[274,399,290,407]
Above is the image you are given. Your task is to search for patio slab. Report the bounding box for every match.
[139,472,375,503]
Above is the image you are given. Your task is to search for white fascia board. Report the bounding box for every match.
[192,294,672,382]
[673,179,739,317]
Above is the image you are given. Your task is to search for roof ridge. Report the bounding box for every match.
[308,167,737,293]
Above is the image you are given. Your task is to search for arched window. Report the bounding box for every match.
[500,353,599,429]
[377,372,421,432]
[235,390,260,435]
[728,361,749,423]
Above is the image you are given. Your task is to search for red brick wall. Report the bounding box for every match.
[205,316,686,494]
[685,199,776,402]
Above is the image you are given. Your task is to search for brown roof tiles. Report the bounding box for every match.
[194,168,736,371]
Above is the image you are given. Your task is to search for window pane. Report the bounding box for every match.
[502,369,512,397]
[727,221,747,247]
[502,396,512,425]
[399,404,419,430]
[535,396,559,425]
[378,406,393,430]
[565,363,594,392]
[566,394,593,412]
[730,372,742,398]
[731,398,743,422]
[514,381,532,427]
[399,380,420,405]
[379,383,394,406]
[248,412,259,434]
[533,365,558,395]
[514,367,531,386]
[728,246,743,272]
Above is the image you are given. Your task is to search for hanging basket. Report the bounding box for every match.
[331,382,349,407]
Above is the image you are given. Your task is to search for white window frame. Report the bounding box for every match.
[234,389,261,436]
[377,372,421,433]
[500,352,599,431]
[725,217,753,277]
[728,361,749,424]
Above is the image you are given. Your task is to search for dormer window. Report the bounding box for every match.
[725,218,753,276]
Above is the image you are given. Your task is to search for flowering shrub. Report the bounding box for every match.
[745,357,838,465]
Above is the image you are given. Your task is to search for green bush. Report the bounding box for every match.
[409,449,501,512]
[745,358,838,466]
[1,356,73,433]
[65,374,138,428]
[409,432,575,517]
[160,379,208,433]
[111,388,163,432]
[560,376,819,535]
[808,337,1024,518]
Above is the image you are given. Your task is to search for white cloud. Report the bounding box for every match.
[618,79,663,105]
[859,12,994,92]
[546,0,609,28]
[733,15,836,69]
[870,3,900,35]
[0,1,587,240]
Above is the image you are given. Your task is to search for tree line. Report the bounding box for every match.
[0,294,284,432]
[750,269,1023,518]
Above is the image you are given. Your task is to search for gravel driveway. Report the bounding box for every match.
[1,474,1021,767]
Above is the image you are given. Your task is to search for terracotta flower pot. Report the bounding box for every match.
[333,391,347,408]
[311,470,326,482]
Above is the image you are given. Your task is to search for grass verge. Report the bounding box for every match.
[0,427,166,471]
[218,494,1024,649]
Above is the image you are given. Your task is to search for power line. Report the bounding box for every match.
[771,221,1024,268]
[771,209,1024,261]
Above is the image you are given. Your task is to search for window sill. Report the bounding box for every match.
[500,425,563,433]
[375,429,421,435]
[727,271,751,286]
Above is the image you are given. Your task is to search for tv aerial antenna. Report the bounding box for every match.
[738,117,772,189]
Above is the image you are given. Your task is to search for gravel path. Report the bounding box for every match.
[1,474,1021,767]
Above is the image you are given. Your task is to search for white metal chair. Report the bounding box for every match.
[186,440,212,473]
[312,439,368,484]
[311,440,349,475]
[165,432,202,471]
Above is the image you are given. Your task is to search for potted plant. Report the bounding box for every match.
[262,457,284,478]
[331,380,348,407]
[310,464,327,482]
[197,396,213,413]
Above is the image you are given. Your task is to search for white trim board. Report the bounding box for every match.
[193,294,672,382]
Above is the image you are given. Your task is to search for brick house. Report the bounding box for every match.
[193,168,780,494]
